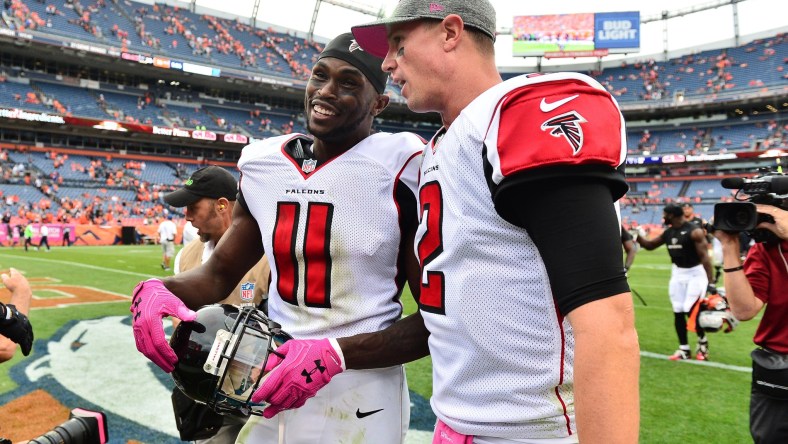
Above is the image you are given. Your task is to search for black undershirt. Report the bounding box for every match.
[495,174,630,316]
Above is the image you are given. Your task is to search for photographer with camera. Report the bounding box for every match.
[713,176,788,443]
[0,267,33,361]
[636,203,715,361]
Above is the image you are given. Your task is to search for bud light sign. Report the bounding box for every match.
[595,11,640,50]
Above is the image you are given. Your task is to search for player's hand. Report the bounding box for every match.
[130,279,196,372]
[252,338,344,418]
[0,304,33,356]
[635,226,647,240]
[707,283,718,295]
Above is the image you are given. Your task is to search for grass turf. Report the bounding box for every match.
[0,245,758,443]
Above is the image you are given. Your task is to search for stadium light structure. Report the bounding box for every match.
[307,0,386,40]
[642,0,746,53]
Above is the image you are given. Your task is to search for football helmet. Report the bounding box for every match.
[169,304,291,417]
[697,295,739,333]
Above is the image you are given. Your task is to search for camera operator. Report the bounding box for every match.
[714,205,788,443]
[636,203,715,361]
[0,267,34,361]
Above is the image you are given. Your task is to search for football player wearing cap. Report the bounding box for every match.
[638,204,714,361]
[162,165,270,443]
[260,1,639,443]
[129,32,425,444]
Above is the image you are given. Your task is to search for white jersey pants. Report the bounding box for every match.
[668,264,708,313]
[236,366,409,444]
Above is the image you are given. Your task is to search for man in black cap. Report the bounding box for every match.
[130,33,425,443]
[162,165,270,443]
[637,203,715,361]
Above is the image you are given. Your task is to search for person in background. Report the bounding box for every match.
[622,225,638,273]
[157,214,177,271]
[714,203,788,443]
[23,223,34,252]
[37,223,50,252]
[62,225,72,247]
[0,268,33,362]
[637,203,714,360]
[163,165,270,443]
[181,220,198,245]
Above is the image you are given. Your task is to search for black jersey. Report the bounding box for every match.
[687,216,704,230]
[661,222,702,268]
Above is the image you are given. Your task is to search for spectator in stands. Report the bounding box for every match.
[714,204,788,443]
[0,268,34,362]
[637,204,714,360]
[157,214,177,271]
[163,165,270,443]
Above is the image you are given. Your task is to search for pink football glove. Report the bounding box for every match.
[130,279,197,373]
[252,338,345,418]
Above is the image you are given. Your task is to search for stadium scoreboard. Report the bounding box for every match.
[512,11,640,58]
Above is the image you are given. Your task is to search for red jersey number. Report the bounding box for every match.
[417,181,446,314]
[273,202,333,308]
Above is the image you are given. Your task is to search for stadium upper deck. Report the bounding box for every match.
[0,0,785,229]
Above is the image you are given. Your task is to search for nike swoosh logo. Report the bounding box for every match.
[356,408,384,418]
[540,94,579,112]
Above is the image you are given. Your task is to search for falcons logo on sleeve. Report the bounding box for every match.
[540,111,588,155]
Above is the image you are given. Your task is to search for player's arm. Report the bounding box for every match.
[621,229,637,272]
[501,178,640,444]
[339,216,429,368]
[692,227,714,283]
[130,193,264,372]
[489,78,639,442]
[164,199,264,308]
[635,229,664,250]
[251,174,429,417]
[713,231,764,320]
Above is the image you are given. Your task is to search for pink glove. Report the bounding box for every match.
[130,279,197,373]
[252,338,344,418]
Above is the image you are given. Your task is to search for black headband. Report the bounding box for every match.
[318,32,388,94]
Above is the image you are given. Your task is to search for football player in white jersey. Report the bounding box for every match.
[256,1,640,443]
[129,32,427,444]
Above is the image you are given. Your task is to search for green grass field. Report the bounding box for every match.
[0,245,757,443]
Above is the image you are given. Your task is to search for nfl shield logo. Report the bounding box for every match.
[240,282,255,303]
[302,159,317,174]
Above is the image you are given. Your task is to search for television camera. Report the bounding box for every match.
[714,171,788,243]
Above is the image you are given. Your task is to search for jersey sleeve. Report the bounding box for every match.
[484,74,628,224]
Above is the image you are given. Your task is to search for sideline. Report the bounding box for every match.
[0,253,152,278]
[640,351,751,372]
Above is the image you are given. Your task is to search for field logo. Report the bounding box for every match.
[2,316,181,442]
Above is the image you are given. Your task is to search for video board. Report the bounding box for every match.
[512,11,640,58]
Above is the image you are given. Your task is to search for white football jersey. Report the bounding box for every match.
[416,73,627,439]
[238,132,423,338]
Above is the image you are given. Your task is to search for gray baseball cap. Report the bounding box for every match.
[351,0,496,59]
